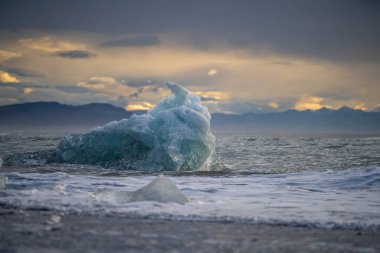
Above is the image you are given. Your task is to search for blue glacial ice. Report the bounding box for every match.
[51,82,216,172]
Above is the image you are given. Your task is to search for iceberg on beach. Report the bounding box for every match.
[50,82,216,172]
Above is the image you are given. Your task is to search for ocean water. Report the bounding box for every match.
[1,132,380,230]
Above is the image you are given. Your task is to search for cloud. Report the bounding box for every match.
[0,81,48,91]
[127,102,155,111]
[354,103,367,111]
[73,76,134,107]
[271,61,293,66]
[129,87,144,99]
[126,79,156,88]
[101,35,161,47]
[19,37,96,59]
[0,50,22,62]
[55,84,97,94]
[19,37,86,52]
[207,99,281,114]
[293,96,331,111]
[1,1,379,62]
[55,50,96,59]
[3,67,45,78]
[23,87,33,94]
[77,77,118,89]
[207,69,218,77]
[194,91,229,104]
[0,71,20,83]
[128,85,165,99]
[0,82,129,108]
[0,86,18,104]
[0,17,379,113]
[269,102,279,109]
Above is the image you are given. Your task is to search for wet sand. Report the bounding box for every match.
[1,206,379,253]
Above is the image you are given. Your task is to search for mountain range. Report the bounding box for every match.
[1,102,379,134]
[212,107,380,134]
[0,102,132,132]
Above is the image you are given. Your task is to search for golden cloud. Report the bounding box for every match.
[354,103,367,111]
[269,102,279,109]
[127,102,155,111]
[19,37,87,53]
[294,95,331,111]
[194,91,229,104]
[0,71,20,83]
[207,69,218,77]
[0,50,22,62]
[23,88,34,94]
[76,76,118,89]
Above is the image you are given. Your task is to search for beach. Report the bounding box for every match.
[1,206,379,253]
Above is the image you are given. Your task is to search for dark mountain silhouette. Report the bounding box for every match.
[0,102,132,132]
[0,102,379,134]
[212,107,380,134]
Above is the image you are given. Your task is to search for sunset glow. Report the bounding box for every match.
[0,1,379,113]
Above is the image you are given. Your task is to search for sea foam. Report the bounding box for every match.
[50,82,216,171]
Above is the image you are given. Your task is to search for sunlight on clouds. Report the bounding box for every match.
[77,83,107,89]
[23,88,34,94]
[269,102,279,109]
[354,103,367,111]
[194,91,229,104]
[0,31,377,112]
[294,95,331,111]
[74,76,134,107]
[0,50,22,62]
[207,69,218,77]
[19,37,87,53]
[127,102,155,111]
[0,71,20,83]
[93,46,248,79]
[77,77,118,89]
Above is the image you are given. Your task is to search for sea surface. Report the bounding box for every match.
[1,132,380,230]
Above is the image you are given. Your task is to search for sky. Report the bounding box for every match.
[0,0,379,113]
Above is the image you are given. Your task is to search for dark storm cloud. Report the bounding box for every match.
[101,35,161,47]
[54,50,96,59]
[0,0,379,62]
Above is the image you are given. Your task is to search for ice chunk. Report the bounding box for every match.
[96,175,189,204]
[128,175,188,204]
[50,82,216,171]
[0,175,6,189]
[0,157,2,168]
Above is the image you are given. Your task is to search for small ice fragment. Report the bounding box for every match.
[96,175,189,204]
[128,175,189,204]
[0,175,7,189]
[48,215,62,224]
[0,157,2,168]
